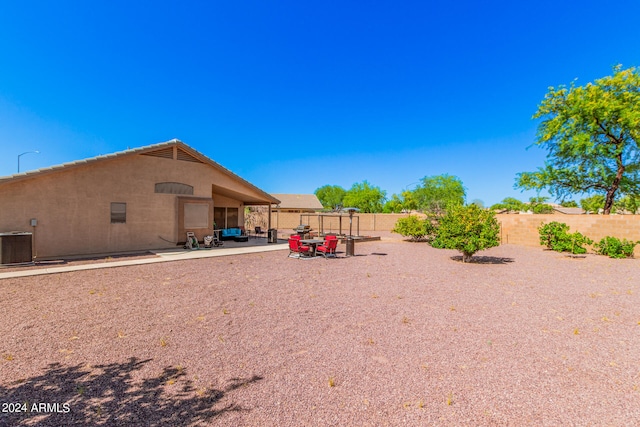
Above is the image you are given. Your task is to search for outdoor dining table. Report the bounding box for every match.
[300,239,325,257]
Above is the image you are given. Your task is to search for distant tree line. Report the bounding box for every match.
[490,194,640,214]
[314,174,467,214]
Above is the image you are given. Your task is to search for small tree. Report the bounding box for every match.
[431,204,500,262]
[614,195,640,214]
[342,180,387,213]
[580,195,605,214]
[315,185,346,210]
[413,174,466,214]
[391,215,434,241]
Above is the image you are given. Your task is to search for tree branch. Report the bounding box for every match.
[596,118,622,145]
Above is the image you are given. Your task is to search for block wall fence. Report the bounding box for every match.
[496,214,640,249]
[269,212,427,234]
[268,211,640,252]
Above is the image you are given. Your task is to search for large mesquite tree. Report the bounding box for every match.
[517,65,640,214]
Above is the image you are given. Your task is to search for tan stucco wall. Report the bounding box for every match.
[496,213,640,250]
[269,212,427,234]
[269,212,640,254]
[0,151,259,258]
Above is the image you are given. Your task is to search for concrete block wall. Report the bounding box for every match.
[269,212,640,254]
[497,214,640,254]
[269,212,427,234]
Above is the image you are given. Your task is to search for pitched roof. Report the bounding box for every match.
[0,139,280,205]
[272,194,324,210]
[553,207,586,215]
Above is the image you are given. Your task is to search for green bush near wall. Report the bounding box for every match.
[594,236,638,258]
[538,221,593,255]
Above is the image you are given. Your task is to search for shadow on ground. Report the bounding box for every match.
[449,255,515,264]
[0,358,262,427]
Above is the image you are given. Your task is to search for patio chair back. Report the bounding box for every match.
[317,237,338,257]
[288,237,300,253]
[288,237,311,258]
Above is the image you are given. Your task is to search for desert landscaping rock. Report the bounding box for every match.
[1,238,639,426]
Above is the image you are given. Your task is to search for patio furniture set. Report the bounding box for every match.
[288,234,338,259]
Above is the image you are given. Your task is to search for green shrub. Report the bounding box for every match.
[555,231,593,254]
[538,221,593,254]
[594,236,638,258]
[538,222,570,249]
[430,204,500,262]
[392,215,433,241]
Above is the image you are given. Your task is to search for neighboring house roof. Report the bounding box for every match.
[0,139,280,205]
[271,194,324,210]
[553,207,586,215]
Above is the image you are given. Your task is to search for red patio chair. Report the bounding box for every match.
[316,237,338,258]
[288,237,311,258]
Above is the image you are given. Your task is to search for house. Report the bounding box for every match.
[271,194,324,213]
[552,206,586,215]
[0,139,279,259]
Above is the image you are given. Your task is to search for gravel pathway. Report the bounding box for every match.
[1,238,639,426]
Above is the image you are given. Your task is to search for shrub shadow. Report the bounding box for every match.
[449,255,515,264]
[0,357,262,427]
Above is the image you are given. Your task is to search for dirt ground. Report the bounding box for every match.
[1,238,639,426]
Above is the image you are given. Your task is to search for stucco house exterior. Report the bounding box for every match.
[0,139,279,259]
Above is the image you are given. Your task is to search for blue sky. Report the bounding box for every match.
[1,1,639,206]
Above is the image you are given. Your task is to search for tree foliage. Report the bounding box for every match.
[342,181,386,213]
[538,221,593,254]
[527,196,554,214]
[430,204,500,262]
[580,194,605,214]
[383,194,405,213]
[413,174,466,213]
[516,65,640,214]
[614,195,640,214]
[490,197,526,212]
[315,185,346,210]
[594,236,638,258]
[391,215,435,241]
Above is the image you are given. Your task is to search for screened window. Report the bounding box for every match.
[111,202,126,224]
[184,203,209,228]
[155,182,194,195]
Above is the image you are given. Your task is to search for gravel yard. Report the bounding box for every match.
[1,237,639,426]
